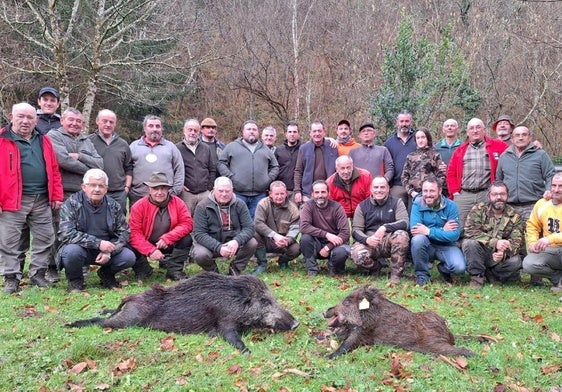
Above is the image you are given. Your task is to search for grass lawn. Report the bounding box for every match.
[1,259,561,391]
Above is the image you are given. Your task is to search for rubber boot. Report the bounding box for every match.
[165,248,189,281]
[252,248,268,276]
[29,268,52,288]
[278,254,290,269]
[133,255,154,280]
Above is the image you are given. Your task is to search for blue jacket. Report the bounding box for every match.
[410,195,461,244]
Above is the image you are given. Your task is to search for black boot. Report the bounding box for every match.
[133,255,154,281]
[278,255,291,269]
[3,274,20,294]
[30,269,53,288]
[252,248,268,276]
[165,248,189,281]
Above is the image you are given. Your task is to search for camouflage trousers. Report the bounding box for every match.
[350,230,409,277]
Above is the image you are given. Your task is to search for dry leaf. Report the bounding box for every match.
[541,364,561,374]
[228,364,242,374]
[506,384,531,392]
[534,314,544,323]
[160,335,175,351]
[44,305,58,313]
[551,332,561,342]
[95,383,111,390]
[438,355,467,372]
[69,362,88,375]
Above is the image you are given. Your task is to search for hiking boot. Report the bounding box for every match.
[415,276,430,286]
[306,270,318,277]
[470,275,485,290]
[252,263,267,276]
[67,279,84,293]
[136,267,154,281]
[29,270,52,288]
[166,270,188,281]
[278,255,290,269]
[389,275,401,285]
[3,275,20,294]
[97,268,120,289]
[484,270,502,285]
[45,267,60,283]
[530,275,544,287]
[437,263,452,283]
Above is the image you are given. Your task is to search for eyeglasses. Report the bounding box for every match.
[85,183,107,189]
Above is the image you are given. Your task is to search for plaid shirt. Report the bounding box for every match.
[461,141,490,190]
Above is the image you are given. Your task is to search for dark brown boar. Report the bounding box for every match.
[66,272,298,353]
[323,285,474,359]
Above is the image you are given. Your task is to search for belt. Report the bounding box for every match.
[461,188,487,193]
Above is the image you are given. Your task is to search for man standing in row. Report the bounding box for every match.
[351,176,409,284]
[463,181,524,289]
[199,117,225,176]
[326,155,372,218]
[36,87,61,135]
[89,109,133,212]
[253,181,301,274]
[447,117,508,227]
[434,119,462,198]
[294,121,338,204]
[176,118,216,214]
[300,180,350,277]
[275,121,301,198]
[349,122,394,182]
[129,115,184,206]
[261,126,277,152]
[218,120,279,219]
[0,103,63,293]
[335,119,360,156]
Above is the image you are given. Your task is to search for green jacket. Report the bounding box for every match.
[463,202,523,256]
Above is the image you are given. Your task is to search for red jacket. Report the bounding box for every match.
[327,167,372,217]
[0,126,63,211]
[129,194,193,256]
[446,136,508,198]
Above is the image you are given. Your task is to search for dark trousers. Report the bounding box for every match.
[300,233,349,274]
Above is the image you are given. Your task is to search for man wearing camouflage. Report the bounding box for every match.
[462,181,524,289]
[351,176,409,285]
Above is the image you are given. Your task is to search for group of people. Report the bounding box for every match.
[1,86,562,295]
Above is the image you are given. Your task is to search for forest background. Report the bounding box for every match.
[0,0,560,156]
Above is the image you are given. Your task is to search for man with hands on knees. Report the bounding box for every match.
[410,176,465,286]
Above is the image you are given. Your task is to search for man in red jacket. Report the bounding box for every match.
[129,172,193,281]
[326,155,372,218]
[0,102,63,293]
[447,118,508,227]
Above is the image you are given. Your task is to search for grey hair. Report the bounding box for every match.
[83,169,109,185]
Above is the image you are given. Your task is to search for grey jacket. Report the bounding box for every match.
[217,138,279,196]
[47,128,104,192]
[496,143,555,204]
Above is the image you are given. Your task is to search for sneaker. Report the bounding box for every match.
[166,270,187,281]
[67,279,84,293]
[437,263,452,283]
[29,273,52,288]
[97,268,120,289]
[3,276,20,294]
[470,275,485,290]
[45,267,60,283]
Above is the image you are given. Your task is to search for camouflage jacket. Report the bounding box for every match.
[58,190,129,251]
[463,202,523,256]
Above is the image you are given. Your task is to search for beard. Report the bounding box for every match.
[492,201,506,211]
[244,135,257,144]
[314,197,328,207]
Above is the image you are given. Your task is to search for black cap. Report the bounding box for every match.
[359,122,375,132]
[337,119,351,128]
[38,87,60,100]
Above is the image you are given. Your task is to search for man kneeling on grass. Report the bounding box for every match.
[58,169,135,292]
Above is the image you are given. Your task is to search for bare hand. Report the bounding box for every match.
[492,251,505,263]
[319,246,330,258]
[529,238,550,253]
[326,233,344,246]
[443,220,458,231]
[495,239,511,252]
[69,152,80,160]
[294,192,302,204]
[543,190,552,200]
[273,234,289,248]
[411,223,430,236]
[149,249,165,260]
[155,239,169,249]
[326,137,338,149]
[366,235,382,248]
[51,201,62,210]
[99,240,116,253]
[95,252,111,265]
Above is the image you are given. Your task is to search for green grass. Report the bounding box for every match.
[1,260,561,391]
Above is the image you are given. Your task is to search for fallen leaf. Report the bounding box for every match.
[506,384,531,392]
[438,355,467,372]
[94,383,111,390]
[228,364,242,374]
[271,280,281,287]
[160,335,175,351]
[113,357,137,375]
[541,364,561,374]
[85,358,96,371]
[551,332,561,342]
[285,368,312,377]
[69,362,88,375]
[534,314,544,323]
[44,305,58,313]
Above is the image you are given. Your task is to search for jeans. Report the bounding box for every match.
[235,193,266,220]
[60,244,136,281]
[411,235,465,281]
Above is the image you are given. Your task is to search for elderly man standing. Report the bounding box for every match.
[0,103,63,293]
[447,117,508,226]
[410,177,465,286]
[199,117,225,174]
[384,110,417,208]
[462,181,524,289]
[261,126,278,152]
[492,115,515,143]
[129,115,184,206]
[293,121,339,204]
[351,176,409,284]
[523,172,562,292]
[176,118,216,214]
[217,120,279,219]
[192,177,257,275]
[89,109,133,211]
[349,122,394,182]
[252,181,301,275]
[300,180,350,277]
[326,155,372,218]
[129,172,193,281]
[58,169,135,291]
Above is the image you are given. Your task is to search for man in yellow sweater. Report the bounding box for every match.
[523,172,562,292]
